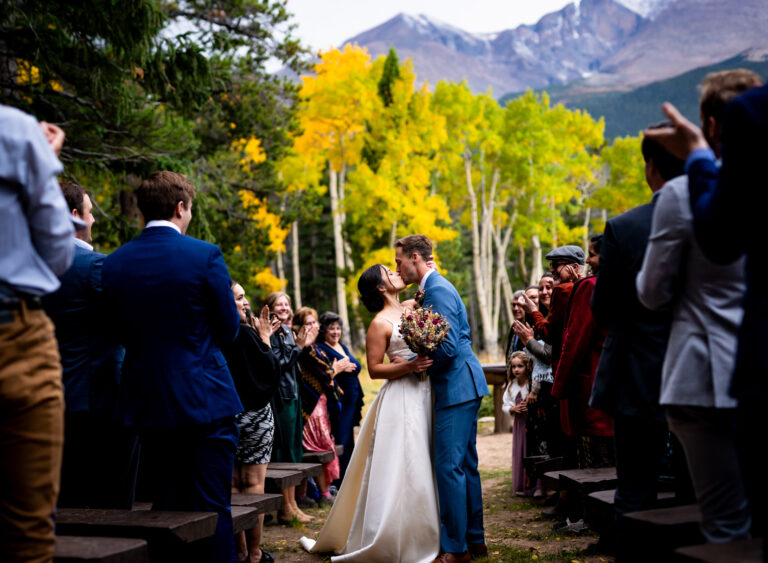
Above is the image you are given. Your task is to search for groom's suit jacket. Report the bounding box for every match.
[102,226,242,428]
[423,271,489,410]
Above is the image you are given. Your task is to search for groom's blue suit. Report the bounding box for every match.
[423,271,489,554]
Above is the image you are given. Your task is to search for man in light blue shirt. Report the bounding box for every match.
[1,104,74,563]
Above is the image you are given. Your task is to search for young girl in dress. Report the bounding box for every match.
[503,351,534,496]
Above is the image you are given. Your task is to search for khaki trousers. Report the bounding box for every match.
[0,303,64,563]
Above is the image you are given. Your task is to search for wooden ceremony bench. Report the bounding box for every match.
[675,537,763,562]
[622,504,704,559]
[267,462,322,479]
[54,536,149,563]
[584,488,678,540]
[303,450,335,464]
[264,467,305,493]
[55,507,218,561]
[481,362,507,433]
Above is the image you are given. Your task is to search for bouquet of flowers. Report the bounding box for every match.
[399,305,450,381]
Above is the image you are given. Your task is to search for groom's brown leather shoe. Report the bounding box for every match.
[433,552,471,563]
[468,542,488,557]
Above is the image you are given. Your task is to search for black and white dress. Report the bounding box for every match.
[222,322,280,465]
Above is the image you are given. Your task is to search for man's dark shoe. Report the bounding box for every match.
[468,543,488,558]
[432,551,472,563]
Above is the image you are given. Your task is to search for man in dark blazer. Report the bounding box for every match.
[590,129,685,558]
[103,171,242,562]
[42,182,138,509]
[395,235,490,563]
[645,81,768,549]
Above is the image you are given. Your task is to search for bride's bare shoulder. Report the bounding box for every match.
[369,313,393,333]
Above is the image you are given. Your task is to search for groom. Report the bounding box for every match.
[395,235,490,563]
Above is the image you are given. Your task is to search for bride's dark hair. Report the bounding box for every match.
[358,265,385,313]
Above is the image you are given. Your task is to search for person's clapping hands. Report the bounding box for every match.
[519,292,537,314]
[295,322,319,348]
[512,320,535,346]
[251,305,276,346]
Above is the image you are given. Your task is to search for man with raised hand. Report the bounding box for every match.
[1,105,74,563]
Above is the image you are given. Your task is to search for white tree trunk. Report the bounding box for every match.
[583,206,592,258]
[291,220,302,309]
[530,235,544,286]
[466,151,499,357]
[328,161,352,347]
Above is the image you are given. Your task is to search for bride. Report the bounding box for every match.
[299,264,440,562]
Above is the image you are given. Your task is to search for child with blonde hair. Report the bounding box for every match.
[503,351,534,495]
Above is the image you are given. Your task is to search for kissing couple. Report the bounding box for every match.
[301,234,490,563]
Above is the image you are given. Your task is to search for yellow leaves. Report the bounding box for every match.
[16,59,40,85]
[251,267,284,294]
[232,136,267,167]
[238,191,289,253]
[132,66,144,80]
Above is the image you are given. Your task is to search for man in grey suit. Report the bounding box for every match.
[636,69,761,543]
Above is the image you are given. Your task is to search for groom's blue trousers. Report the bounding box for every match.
[434,397,485,553]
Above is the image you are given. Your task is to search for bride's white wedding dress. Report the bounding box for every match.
[300,319,440,562]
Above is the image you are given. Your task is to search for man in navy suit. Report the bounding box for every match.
[646,82,768,548]
[103,171,242,562]
[43,182,138,509]
[395,235,490,563]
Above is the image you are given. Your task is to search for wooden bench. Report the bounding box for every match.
[303,450,335,464]
[623,504,704,558]
[268,462,322,479]
[230,493,283,515]
[584,489,678,539]
[264,468,305,493]
[230,506,260,535]
[130,502,260,537]
[55,508,218,561]
[481,363,507,434]
[675,537,763,562]
[54,536,148,563]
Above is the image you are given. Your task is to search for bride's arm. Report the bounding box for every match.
[366,318,432,380]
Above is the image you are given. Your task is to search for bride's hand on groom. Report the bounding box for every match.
[426,255,438,272]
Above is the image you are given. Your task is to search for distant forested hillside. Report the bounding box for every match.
[500,54,768,138]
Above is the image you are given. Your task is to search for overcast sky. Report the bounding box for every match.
[285,0,575,52]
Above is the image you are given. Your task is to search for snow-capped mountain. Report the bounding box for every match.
[614,0,676,19]
[341,0,768,96]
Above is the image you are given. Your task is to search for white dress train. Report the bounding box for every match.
[300,320,440,562]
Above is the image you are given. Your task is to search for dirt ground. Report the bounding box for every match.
[260,420,612,562]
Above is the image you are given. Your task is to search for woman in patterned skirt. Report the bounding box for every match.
[222,282,280,563]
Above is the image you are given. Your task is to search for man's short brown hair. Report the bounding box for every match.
[60,182,87,215]
[395,234,433,261]
[136,171,196,222]
[699,69,762,123]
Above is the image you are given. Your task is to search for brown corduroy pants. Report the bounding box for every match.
[0,302,64,563]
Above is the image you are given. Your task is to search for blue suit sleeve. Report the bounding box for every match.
[689,99,752,264]
[591,221,621,329]
[423,283,460,369]
[205,246,240,345]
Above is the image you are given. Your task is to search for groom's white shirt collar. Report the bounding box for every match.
[145,220,181,234]
[419,268,434,290]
